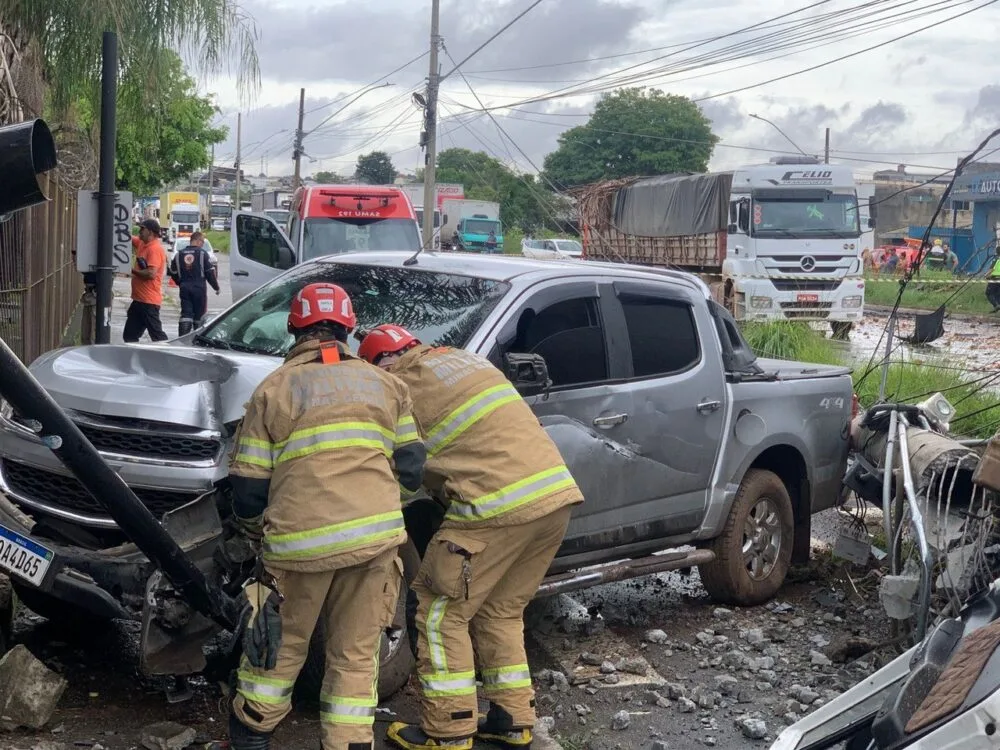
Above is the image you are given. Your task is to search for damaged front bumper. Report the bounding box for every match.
[0,490,229,675]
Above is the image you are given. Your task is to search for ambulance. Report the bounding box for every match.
[230,184,421,300]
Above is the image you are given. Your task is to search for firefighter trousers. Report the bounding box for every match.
[412,505,572,738]
[234,546,404,750]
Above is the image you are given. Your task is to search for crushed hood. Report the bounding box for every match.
[29,344,282,430]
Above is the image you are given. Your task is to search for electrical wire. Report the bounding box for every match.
[856,126,1000,391]
[439,0,548,83]
[302,51,429,116]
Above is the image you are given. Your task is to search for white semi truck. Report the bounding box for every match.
[579,157,874,337]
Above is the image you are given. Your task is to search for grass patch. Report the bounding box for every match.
[204,229,230,253]
[740,320,1000,439]
[865,270,993,315]
[740,321,842,365]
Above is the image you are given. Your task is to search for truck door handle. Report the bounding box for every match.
[593,413,628,428]
[697,400,721,414]
[233,270,249,277]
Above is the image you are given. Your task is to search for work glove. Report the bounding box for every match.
[234,512,264,543]
[239,579,283,671]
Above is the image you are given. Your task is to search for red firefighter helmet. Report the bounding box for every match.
[358,324,419,364]
[287,283,356,331]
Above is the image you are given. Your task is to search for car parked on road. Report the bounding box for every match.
[0,220,854,701]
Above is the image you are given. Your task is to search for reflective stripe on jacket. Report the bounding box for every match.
[389,344,583,528]
[230,339,421,570]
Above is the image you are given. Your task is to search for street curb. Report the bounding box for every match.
[864,304,1000,324]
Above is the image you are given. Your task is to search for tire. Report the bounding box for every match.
[699,469,794,606]
[831,321,853,340]
[295,540,421,703]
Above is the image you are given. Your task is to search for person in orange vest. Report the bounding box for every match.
[228,286,426,750]
[124,219,169,343]
[358,324,584,750]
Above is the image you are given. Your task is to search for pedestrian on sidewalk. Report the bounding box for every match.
[168,231,220,336]
[124,219,169,343]
[359,324,584,750]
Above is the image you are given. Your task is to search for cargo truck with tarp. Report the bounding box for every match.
[576,157,875,336]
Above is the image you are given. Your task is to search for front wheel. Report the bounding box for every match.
[831,321,853,340]
[698,469,794,606]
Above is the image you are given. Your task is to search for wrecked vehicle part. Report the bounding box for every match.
[0,335,239,630]
[771,582,1000,750]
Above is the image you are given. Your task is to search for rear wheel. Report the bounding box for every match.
[295,540,421,702]
[699,469,794,605]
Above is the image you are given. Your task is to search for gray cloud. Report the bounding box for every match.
[241,0,648,86]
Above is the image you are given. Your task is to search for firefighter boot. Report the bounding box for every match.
[476,703,533,748]
[229,712,272,750]
[386,722,473,749]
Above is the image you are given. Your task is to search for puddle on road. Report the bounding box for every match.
[818,313,1000,376]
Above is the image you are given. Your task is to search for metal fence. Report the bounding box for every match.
[0,172,81,363]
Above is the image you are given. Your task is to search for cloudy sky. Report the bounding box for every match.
[201,0,1000,181]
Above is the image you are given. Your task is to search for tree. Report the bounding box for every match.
[436,147,566,234]
[312,170,339,183]
[542,88,718,189]
[355,151,395,185]
[99,51,226,194]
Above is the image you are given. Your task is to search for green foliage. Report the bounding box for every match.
[542,87,718,189]
[355,151,396,185]
[741,321,1000,439]
[102,51,227,195]
[865,271,993,315]
[312,170,340,183]
[204,229,229,253]
[436,147,567,234]
[5,0,259,118]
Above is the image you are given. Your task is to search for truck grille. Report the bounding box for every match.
[2,460,200,519]
[12,414,222,462]
[75,425,221,461]
[771,280,841,292]
[779,301,833,319]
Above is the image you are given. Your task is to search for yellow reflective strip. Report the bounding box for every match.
[446,466,576,522]
[425,384,520,455]
[419,670,477,697]
[278,421,394,447]
[264,511,404,560]
[276,437,389,463]
[425,596,449,672]
[234,453,273,469]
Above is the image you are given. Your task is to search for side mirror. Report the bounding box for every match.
[727,223,739,235]
[503,352,551,397]
[276,246,295,270]
[868,217,876,229]
[737,200,750,233]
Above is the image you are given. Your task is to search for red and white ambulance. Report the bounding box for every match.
[230,184,422,300]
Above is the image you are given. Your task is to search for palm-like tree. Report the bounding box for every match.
[0,0,259,183]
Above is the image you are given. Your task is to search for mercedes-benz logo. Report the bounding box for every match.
[800,256,816,271]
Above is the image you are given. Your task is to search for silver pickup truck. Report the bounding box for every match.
[0,247,853,698]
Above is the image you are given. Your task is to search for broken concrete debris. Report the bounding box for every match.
[140,722,197,750]
[0,645,67,730]
[611,709,631,730]
[735,714,769,739]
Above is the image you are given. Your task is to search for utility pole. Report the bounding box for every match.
[824,128,831,164]
[234,113,242,208]
[421,0,441,249]
[293,88,306,189]
[94,31,118,345]
[208,144,215,195]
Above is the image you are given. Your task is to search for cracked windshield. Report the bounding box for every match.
[7,0,1000,748]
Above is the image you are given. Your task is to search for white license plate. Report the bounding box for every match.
[0,524,53,586]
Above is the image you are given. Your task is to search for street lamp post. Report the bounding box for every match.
[749,113,812,158]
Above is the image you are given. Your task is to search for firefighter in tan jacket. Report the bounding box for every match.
[358,324,583,750]
[228,286,426,750]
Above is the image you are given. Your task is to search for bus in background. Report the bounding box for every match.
[229,184,421,300]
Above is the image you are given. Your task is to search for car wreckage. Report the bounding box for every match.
[0,184,856,700]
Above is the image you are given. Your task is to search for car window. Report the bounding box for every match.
[235,214,296,270]
[197,262,510,356]
[619,293,700,377]
[504,297,608,387]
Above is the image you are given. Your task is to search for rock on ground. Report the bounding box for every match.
[140,722,197,750]
[0,645,66,730]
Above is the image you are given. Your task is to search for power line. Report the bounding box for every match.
[302,51,429,116]
[439,0,548,83]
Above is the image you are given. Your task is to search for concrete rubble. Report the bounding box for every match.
[140,722,197,750]
[0,645,67,731]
